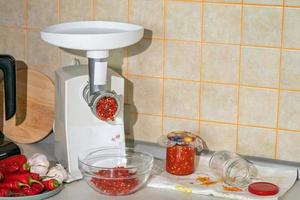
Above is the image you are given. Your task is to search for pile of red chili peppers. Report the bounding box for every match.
[96,96,118,121]
[91,167,139,195]
[0,155,60,197]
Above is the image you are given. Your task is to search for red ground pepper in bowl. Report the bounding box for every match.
[159,131,203,176]
[91,167,139,195]
[78,147,153,196]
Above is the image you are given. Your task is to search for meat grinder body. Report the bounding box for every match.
[54,65,125,182]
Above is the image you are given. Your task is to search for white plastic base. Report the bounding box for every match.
[54,65,125,181]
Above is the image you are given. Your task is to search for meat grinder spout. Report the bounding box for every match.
[87,50,109,94]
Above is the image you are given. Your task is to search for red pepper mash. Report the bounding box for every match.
[91,167,139,195]
[161,131,203,176]
[166,145,195,175]
[96,96,118,121]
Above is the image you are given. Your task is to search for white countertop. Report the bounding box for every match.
[18,141,300,200]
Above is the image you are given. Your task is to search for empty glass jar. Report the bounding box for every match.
[209,151,258,187]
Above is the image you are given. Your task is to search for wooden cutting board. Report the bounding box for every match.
[0,68,55,143]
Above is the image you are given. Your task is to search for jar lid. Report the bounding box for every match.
[167,131,195,144]
[158,131,203,149]
[248,182,279,196]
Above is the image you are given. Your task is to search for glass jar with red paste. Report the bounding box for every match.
[159,131,203,176]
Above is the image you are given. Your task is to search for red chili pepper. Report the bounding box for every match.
[42,179,60,191]
[0,181,28,190]
[17,183,44,196]
[0,155,28,174]
[0,188,9,197]
[29,173,40,181]
[5,173,41,185]
[19,163,30,173]
[0,171,4,182]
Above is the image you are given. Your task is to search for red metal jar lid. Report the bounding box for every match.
[248,182,279,196]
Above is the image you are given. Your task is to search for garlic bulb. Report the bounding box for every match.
[28,153,50,176]
[46,164,68,184]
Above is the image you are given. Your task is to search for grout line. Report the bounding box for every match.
[198,0,205,136]
[58,0,61,22]
[161,0,167,136]
[167,0,300,9]
[278,128,300,133]
[126,73,300,92]
[235,0,244,153]
[130,112,300,134]
[163,115,199,121]
[201,119,237,126]
[127,0,131,22]
[2,23,300,52]
[24,0,29,63]
[140,36,300,51]
[125,0,130,104]
[92,0,95,20]
[130,112,300,133]
[238,123,277,130]
[130,112,162,117]
[274,0,286,159]
[55,0,60,68]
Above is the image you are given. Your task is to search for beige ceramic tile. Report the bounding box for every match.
[285,0,300,6]
[200,122,236,152]
[165,41,201,81]
[163,117,199,135]
[28,31,58,66]
[128,39,163,77]
[130,114,162,143]
[0,28,25,61]
[281,50,300,90]
[108,49,126,74]
[60,49,87,67]
[201,83,238,123]
[164,80,199,119]
[244,0,282,5]
[203,43,239,84]
[130,0,163,38]
[277,130,300,162]
[240,47,280,88]
[204,3,241,44]
[239,87,278,128]
[166,1,202,41]
[94,0,128,22]
[283,8,300,49]
[28,0,58,29]
[238,126,275,159]
[243,6,282,47]
[59,0,93,22]
[29,64,59,82]
[279,91,300,131]
[128,77,162,115]
[0,0,25,27]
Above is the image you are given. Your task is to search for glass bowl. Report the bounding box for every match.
[78,147,154,196]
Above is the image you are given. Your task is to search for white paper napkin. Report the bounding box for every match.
[148,156,297,200]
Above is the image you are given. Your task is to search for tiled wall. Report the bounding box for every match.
[1,0,300,162]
